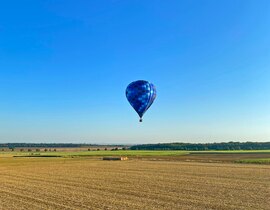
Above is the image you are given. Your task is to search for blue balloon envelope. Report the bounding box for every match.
[126,80,156,122]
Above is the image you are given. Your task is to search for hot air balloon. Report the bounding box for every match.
[126,80,156,122]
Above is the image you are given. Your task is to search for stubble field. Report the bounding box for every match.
[0,157,269,210]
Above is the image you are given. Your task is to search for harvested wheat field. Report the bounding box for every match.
[0,157,269,210]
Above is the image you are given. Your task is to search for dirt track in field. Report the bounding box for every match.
[0,158,269,210]
[140,153,270,163]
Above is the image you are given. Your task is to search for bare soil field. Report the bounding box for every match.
[0,157,269,210]
[142,153,270,163]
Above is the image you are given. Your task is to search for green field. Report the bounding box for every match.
[235,158,270,164]
[1,150,270,165]
[190,150,270,154]
[5,150,270,157]
[9,150,190,157]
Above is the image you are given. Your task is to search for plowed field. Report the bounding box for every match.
[0,157,269,210]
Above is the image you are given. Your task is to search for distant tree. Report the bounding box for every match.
[20,149,24,152]
[53,149,56,152]
[88,148,91,151]
[36,149,40,152]
[104,148,107,151]
[28,149,32,152]
[44,148,48,152]
[97,148,100,151]
[129,142,270,151]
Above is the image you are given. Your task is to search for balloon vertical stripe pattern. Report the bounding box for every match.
[145,83,156,112]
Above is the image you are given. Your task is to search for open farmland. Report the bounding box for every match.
[2,149,270,164]
[0,157,269,210]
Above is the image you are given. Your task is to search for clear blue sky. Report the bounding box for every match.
[1,0,270,144]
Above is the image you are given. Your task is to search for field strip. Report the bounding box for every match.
[1,166,268,194]
[0,180,251,210]
[1,172,268,209]
[0,159,269,210]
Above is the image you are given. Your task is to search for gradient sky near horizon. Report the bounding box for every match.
[1,0,270,144]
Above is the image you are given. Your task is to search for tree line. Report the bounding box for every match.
[0,143,126,149]
[0,143,95,148]
[1,142,269,151]
[129,142,270,150]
